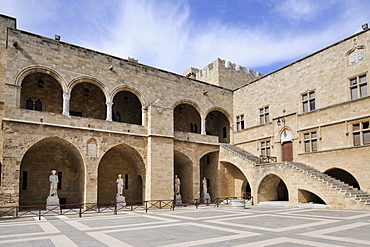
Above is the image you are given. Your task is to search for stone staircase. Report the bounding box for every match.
[220,144,370,208]
[221,144,261,164]
[287,162,370,206]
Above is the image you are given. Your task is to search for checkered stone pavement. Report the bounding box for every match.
[1,205,370,246]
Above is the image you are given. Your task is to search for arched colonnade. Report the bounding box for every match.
[16,66,232,142]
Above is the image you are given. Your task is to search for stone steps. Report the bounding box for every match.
[221,144,370,209]
[286,161,370,207]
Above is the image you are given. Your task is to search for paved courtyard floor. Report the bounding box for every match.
[1,205,370,246]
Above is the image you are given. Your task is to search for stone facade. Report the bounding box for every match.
[0,14,370,210]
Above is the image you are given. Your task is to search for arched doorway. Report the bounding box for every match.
[112,91,142,125]
[98,144,145,204]
[280,129,293,162]
[200,152,219,198]
[174,151,193,200]
[258,174,288,202]
[70,82,106,119]
[219,161,249,198]
[19,138,84,206]
[174,103,201,133]
[324,168,360,189]
[206,110,230,143]
[20,72,63,114]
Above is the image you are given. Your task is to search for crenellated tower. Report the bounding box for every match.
[183,58,263,90]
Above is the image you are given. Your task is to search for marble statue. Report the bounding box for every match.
[202,177,207,194]
[174,175,181,195]
[116,174,124,196]
[49,170,59,197]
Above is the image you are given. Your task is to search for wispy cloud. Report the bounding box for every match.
[1,0,370,75]
[274,0,326,21]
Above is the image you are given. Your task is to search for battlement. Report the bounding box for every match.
[184,58,263,90]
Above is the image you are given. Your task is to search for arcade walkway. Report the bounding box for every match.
[1,205,370,246]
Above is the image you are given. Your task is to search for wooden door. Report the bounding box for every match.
[282,141,293,162]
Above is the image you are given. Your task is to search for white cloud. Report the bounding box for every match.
[274,0,325,21]
[1,0,370,75]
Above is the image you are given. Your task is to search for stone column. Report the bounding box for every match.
[142,107,148,126]
[229,123,234,144]
[201,119,206,135]
[62,94,70,115]
[106,102,113,121]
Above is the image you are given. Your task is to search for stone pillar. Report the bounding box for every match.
[106,102,113,121]
[62,94,70,115]
[229,123,234,144]
[201,119,206,135]
[142,107,148,126]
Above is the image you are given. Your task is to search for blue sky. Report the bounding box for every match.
[1,0,370,75]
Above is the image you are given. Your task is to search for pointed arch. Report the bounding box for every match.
[98,143,146,203]
[19,137,85,206]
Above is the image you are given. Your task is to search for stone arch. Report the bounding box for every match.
[98,143,146,203]
[174,101,202,133]
[298,189,326,205]
[68,77,107,120]
[205,106,232,124]
[172,99,204,119]
[200,151,219,198]
[324,167,360,189]
[68,76,109,100]
[219,161,250,198]
[19,137,85,206]
[111,87,143,125]
[15,65,67,92]
[174,150,193,200]
[17,66,67,113]
[111,85,146,108]
[205,108,231,143]
[257,173,289,202]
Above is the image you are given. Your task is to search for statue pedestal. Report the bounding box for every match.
[202,193,211,204]
[116,196,126,208]
[175,194,182,205]
[46,196,60,211]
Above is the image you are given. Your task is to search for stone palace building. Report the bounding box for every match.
[0,14,370,210]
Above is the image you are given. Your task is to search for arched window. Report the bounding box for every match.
[35,98,42,111]
[26,97,33,110]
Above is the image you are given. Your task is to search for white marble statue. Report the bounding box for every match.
[49,170,59,197]
[116,174,124,196]
[174,175,181,195]
[202,177,207,194]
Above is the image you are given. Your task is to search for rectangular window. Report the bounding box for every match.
[302,91,316,112]
[260,140,271,156]
[350,75,368,99]
[353,121,370,146]
[259,106,269,124]
[22,171,28,190]
[304,132,318,152]
[236,115,244,131]
[223,126,227,138]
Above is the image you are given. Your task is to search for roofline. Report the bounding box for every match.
[10,27,233,92]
